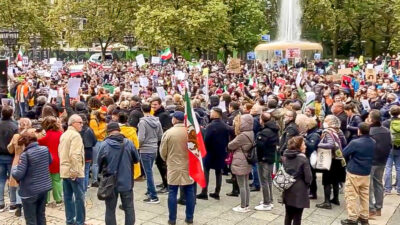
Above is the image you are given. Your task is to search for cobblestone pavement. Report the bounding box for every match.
[0,173,399,225]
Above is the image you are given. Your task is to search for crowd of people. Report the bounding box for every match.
[0,53,399,225]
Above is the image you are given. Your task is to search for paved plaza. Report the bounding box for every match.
[0,173,399,225]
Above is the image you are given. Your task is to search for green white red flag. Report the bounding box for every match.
[184,90,207,188]
[161,48,172,60]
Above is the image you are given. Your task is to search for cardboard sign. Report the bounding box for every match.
[366,69,376,83]
[228,58,241,74]
[338,68,352,76]
[286,48,301,58]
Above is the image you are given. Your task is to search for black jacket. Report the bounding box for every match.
[128,104,144,129]
[154,107,173,132]
[0,119,18,155]
[227,110,241,126]
[282,150,312,209]
[346,114,362,142]
[336,111,348,134]
[305,128,321,158]
[80,125,97,161]
[279,121,299,154]
[370,125,392,166]
[256,120,279,163]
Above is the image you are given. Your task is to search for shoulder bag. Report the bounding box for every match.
[240,134,257,165]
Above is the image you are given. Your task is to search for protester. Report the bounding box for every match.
[197,107,232,200]
[97,122,139,225]
[0,106,18,212]
[228,114,254,213]
[38,116,63,204]
[344,103,362,142]
[138,103,163,203]
[341,123,375,225]
[59,114,86,225]
[282,136,312,225]
[304,118,321,199]
[254,112,279,211]
[279,110,299,154]
[384,105,400,195]
[11,131,52,225]
[160,111,195,225]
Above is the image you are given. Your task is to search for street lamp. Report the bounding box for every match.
[29,34,41,62]
[0,29,19,60]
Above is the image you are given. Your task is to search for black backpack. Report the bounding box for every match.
[240,134,257,165]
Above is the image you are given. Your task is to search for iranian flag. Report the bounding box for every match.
[17,48,23,62]
[161,48,172,60]
[69,64,84,77]
[184,91,207,188]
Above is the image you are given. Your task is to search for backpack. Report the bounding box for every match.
[390,119,400,148]
[240,134,257,165]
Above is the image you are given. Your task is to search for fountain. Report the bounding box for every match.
[255,0,322,61]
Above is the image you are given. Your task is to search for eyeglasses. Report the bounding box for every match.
[74,121,83,124]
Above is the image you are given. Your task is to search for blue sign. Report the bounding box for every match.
[314,53,321,60]
[247,52,256,60]
[261,35,270,42]
[274,50,282,57]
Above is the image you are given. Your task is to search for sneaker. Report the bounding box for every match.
[232,206,250,213]
[9,205,17,213]
[143,197,160,204]
[185,219,193,224]
[255,203,272,211]
[157,187,168,194]
[156,183,164,189]
[259,201,274,208]
[91,182,99,188]
[0,205,5,212]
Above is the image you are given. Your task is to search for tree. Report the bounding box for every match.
[51,0,138,60]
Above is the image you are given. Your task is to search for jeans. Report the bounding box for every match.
[47,173,63,203]
[251,164,260,188]
[63,178,86,225]
[201,167,222,195]
[384,153,400,193]
[168,184,195,223]
[236,174,250,208]
[19,102,26,117]
[140,153,157,199]
[284,205,304,225]
[22,191,47,225]
[92,141,102,184]
[258,162,273,204]
[370,166,385,211]
[0,162,16,206]
[105,189,135,225]
[84,162,91,192]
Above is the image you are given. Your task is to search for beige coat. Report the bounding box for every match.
[58,126,85,178]
[160,123,194,186]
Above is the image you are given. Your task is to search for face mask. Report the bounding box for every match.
[323,122,329,129]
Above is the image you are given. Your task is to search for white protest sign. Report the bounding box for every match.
[273,86,280,95]
[67,78,81,98]
[7,67,13,76]
[295,69,302,87]
[139,77,149,87]
[22,56,29,66]
[367,64,374,69]
[48,89,58,102]
[49,58,57,65]
[151,57,160,64]
[156,87,166,101]
[361,99,371,112]
[175,70,185,80]
[132,83,140,96]
[1,98,15,108]
[218,100,227,112]
[136,54,145,67]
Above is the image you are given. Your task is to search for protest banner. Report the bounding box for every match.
[151,56,160,64]
[132,83,140,96]
[139,76,149,87]
[136,54,145,67]
[228,58,241,74]
[67,78,82,98]
[156,87,166,101]
[175,70,185,80]
[286,48,301,58]
[366,69,376,83]
[276,78,286,86]
[1,98,14,108]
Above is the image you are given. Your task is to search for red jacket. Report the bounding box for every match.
[38,130,63,174]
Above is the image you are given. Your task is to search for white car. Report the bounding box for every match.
[88,53,113,63]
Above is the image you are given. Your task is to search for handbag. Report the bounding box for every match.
[316,148,332,170]
[310,151,317,169]
[97,139,126,201]
[225,152,233,165]
[240,134,257,165]
[273,165,296,192]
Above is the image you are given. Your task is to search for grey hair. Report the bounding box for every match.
[68,114,81,126]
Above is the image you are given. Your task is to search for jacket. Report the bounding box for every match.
[336,111,348,134]
[255,120,279,163]
[120,125,139,149]
[16,82,29,103]
[227,110,241,126]
[89,112,107,141]
[343,135,375,176]
[228,114,254,176]
[98,134,139,192]
[137,116,163,153]
[279,121,299,154]
[305,128,321,158]
[160,123,193,185]
[346,114,362,142]
[128,104,144,129]
[58,126,85,178]
[154,107,173,132]
[370,125,392,166]
[0,119,18,156]
[38,130,63,174]
[318,129,347,152]
[282,150,312,209]
[79,125,97,162]
[12,142,52,198]
[203,119,233,170]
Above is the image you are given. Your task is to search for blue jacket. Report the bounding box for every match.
[12,142,52,198]
[98,134,139,192]
[343,135,375,176]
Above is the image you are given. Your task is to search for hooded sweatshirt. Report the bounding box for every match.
[137,116,163,153]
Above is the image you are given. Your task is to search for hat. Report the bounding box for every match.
[172,111,184,121]
[107,122,121,133]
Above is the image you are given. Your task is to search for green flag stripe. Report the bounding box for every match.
[185,91,194,125]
